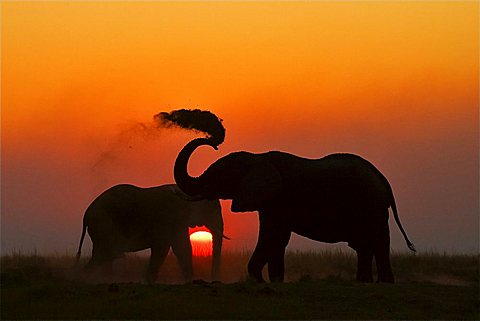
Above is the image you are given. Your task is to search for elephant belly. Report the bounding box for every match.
[122,237,151,253]
[289,207,386,247]
[293,224,346,244]
[289,210,351,244]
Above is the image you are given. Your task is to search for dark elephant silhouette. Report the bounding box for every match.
[174,138,415,283]
[76,183,224,283]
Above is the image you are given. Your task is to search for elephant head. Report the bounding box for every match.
[174,138,282,212]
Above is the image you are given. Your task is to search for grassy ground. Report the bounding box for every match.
[1,251,478,320]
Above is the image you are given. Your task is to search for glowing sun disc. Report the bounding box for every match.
[190,231,213,256]
[190,231,213,242]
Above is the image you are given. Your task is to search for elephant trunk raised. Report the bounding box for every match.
[174,137,215,198]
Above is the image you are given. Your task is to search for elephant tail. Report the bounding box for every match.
[76,218,88,265]
[390,195,416,252]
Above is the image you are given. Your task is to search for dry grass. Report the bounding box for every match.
[1,250,477,285]
[1,250,478,320]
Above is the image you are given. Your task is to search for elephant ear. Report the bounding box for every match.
[231,159,282,212]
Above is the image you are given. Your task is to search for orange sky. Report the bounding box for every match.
[2,2,478,254]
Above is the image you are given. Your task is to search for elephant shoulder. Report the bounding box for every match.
[103,184,142,197]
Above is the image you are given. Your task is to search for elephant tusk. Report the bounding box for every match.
[209,227,230,240]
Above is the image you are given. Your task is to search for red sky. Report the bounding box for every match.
[2,2,478,254]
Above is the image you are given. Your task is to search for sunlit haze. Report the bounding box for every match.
[1,2,478,255]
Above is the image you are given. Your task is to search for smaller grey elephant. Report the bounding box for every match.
[76,184,224,283]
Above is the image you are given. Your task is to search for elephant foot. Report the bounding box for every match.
[247,264,266,283]
[192,279,208,285]
[248,273,265,283]
[377,274,395,283]
[145,278,155,284]
[268,274,285,283]
[145,272,158,284]
[356,274,374,283]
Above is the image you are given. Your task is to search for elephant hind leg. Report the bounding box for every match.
[83,241,115,280]
[375,249,394,283]
[248,246,268,283]
[371,214,394,283]
[356,250,374,283]
[88,240,114,267]
[374,238,394,283]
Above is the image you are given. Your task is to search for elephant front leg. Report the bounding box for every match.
[248,244,268,282]
[172,231,194,283]
[267,246,288,282]
[356,251,374,283]
[248,214,291,283]
[265,227,291,283]
[146,245,169,284]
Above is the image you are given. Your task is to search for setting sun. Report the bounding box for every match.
[190,231,213,257]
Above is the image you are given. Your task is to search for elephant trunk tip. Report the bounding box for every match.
[155,109,225,146]
[174,138,213,197]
